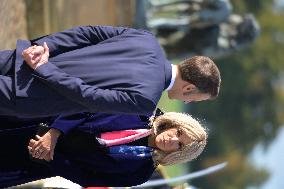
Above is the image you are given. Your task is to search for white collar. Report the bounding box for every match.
[166,65,177,91]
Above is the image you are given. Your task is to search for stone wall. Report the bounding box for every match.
[26,0,135,39]
[0,0,28,50]
[0,0,135,48]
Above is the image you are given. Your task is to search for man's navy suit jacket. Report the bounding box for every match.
[2,26,172,117]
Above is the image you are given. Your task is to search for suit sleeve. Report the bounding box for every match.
[31,25,127,57]
[49,113,88,135]
[33,63,156,114]
[63,163,155,187]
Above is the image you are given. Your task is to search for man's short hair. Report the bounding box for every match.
[179,56,221,99]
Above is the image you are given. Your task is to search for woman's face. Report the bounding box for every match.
[155,128,192,152]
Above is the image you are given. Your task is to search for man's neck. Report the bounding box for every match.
[166,65,178,91]
[170,65,182,91]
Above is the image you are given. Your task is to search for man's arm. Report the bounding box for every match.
[33,63,156,114]
[22,42,156,115]
[31,25,127,57]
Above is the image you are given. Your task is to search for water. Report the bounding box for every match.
[249,126,284,189]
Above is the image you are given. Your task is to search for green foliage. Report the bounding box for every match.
[188,2,284,189]
[193,151,269,189]
[231,0,275,15]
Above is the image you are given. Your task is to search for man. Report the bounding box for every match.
[0,25,221,118]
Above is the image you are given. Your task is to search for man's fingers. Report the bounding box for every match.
[28,146,33,154]
[28,53,34,61]
[32,55,41,63]
[22,45,39,58]
[32,49,43,56]
[33,146,46,158]
[29,139,37,147]
[43,42,50,56]
[22,51,30,59]
[23,48,31,55]
[31,143,43,156]
[43,42,49,51]
[40,150,49,160]
[22,49,27,56]
[33,149,43,159]
[32,148,38,157]
[22,52,36,65]
[25,47,35,55]
[44,153,51,162]
[33,142,43,153]
[35,135,41,140]
[50,148,54,160]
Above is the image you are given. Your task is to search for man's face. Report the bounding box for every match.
[181,91,211,104]
[168,84,211,103]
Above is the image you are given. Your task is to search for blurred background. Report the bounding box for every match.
[1,0,284,188]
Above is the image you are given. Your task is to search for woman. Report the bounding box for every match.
[0,110,207,188]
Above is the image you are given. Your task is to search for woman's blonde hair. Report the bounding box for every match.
[150,112,207,166]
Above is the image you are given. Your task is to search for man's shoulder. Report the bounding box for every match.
[136,28,155,35]
[119,26,155,37]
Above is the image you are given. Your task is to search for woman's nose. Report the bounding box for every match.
[169,136,180,149]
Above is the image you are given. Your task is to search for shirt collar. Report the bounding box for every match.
[165,65,176,91]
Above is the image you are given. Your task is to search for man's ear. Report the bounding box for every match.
[182,83,197,93]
